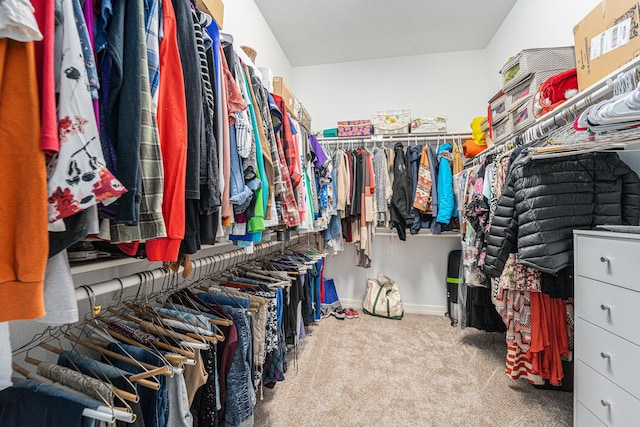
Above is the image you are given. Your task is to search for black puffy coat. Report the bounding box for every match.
[483,151,640,276]
[389,143,413,240]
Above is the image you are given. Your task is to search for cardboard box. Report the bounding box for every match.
[273,77,298,119]
[338,120,371,137]
[196,0,224,29]
[573,0,640,91]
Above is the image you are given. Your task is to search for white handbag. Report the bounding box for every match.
[362,273,404,320]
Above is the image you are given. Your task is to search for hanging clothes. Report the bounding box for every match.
[371,146,392,226]
[435,143,458,227]
[145,0,188,262]
[32,0,58,153]
[484,151,640,277]
[389,143,412,241]
[48,0,126,224]
[0,6,49,322]
[109,0,166,244]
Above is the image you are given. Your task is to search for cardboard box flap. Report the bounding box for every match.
[196,0,224,29]
[273,77,298,119]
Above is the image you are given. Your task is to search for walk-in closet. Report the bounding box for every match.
[2,0,639,426]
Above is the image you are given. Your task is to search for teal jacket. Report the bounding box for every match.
[435,143,458,224]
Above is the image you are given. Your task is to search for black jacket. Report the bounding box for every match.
[483,151,640,276]
[389,143,413,240]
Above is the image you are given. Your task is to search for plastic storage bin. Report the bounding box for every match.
[500,46,575,92]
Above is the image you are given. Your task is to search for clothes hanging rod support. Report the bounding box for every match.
[74,234,304,302]
[497,55,640,148]
[318,133,472,144]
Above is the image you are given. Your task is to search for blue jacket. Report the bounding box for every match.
[436,143,458,224]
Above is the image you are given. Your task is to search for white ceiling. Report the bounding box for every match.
[253,0,517,67]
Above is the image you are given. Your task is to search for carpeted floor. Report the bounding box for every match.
[254,313,572,427]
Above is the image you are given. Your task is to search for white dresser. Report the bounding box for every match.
[574,230,640,426]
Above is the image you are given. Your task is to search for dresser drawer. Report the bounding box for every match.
[576,402,606,427]
[575,277,640,345]
[576,361,640,426]
[575,234,638,290]
[576,318,640,397]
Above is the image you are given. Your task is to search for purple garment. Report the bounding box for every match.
[309,134,329,172]
[82,0,100,128]
[299,316,306,339]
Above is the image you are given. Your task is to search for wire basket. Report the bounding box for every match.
[241,45,257,63]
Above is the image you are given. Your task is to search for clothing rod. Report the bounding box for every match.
[74,234,304,302]
[523,84,612,144]
[317,133,471,144]
[520,55,640,144]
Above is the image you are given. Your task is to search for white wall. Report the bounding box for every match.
[292,51,486,312]
[293,49,491,132]
[308,0,635,313]
[324,234,461,315]
[485,0,602,94]
[223,0,294,83]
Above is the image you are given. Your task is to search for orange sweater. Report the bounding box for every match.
[0,39,48,322]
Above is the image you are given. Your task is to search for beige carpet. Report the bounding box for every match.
[254,313,572,427]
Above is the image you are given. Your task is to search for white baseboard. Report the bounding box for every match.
[339,299,447,316]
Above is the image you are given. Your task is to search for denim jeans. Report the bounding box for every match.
[106,343,168,427]
[222,305,255,426]
[229,124,254,213]
[197,291,251,309]
[57,351,146,427]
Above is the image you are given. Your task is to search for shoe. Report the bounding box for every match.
[320,306,331,319]
[345,308,359,319]
[331,307,346,320]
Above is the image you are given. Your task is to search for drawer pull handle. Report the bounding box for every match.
[600,256,610,264]
[601,304,610,311]
[601,400,611,407]
[601,352,610,359]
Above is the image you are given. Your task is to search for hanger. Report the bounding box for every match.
[149,305,223,343]
[119,300,213,347]
[133,271,217,349]
[36,338,159,393]
[205,281,260,313]
[167,288,234,331]
[107,306,209,351]
[97,314,194,359]
[11,362,126,424]
[23,350,143,404]
[160,298,228,342]
[87,289,189,367]
[19,289,157,407]
[93,276,187,371]
[160,292,233,328]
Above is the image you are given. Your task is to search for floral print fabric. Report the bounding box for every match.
[47,0,125,222]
